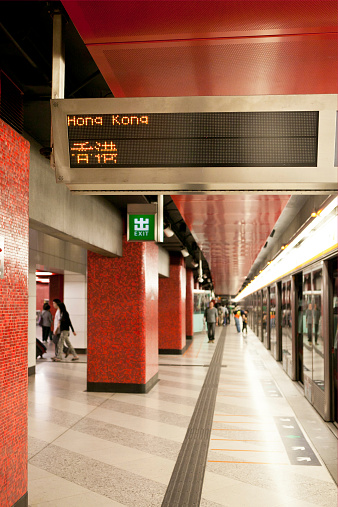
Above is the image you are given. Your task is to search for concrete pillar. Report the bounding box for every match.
[0,119,30,507]
[186,269,194,339]
[87,236,158,393]
[159,254,187,354]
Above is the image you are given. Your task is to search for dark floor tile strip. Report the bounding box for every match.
[161,327,227,507]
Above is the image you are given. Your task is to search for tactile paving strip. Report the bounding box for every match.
[161,327,226,507]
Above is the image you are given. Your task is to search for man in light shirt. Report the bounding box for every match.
[52,299,62,357]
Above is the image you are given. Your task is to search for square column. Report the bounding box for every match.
[0,120,30,507]
[87,237,158,393]
[186,269,194,339]
[159,254,186,354]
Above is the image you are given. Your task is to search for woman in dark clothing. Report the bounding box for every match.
[52,302,78,362]
[41,303,53,342]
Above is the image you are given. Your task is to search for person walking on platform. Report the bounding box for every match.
[217,304,224,326]
[242,311,248,334]
[52,302,78,362]
[204,301,218,342]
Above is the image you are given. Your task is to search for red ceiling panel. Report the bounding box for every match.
[63,1,337,43]
[172,195,290,294]
[63,0,338,97]
[87,34,338,97]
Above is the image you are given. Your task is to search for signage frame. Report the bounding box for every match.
[50,95,338,194]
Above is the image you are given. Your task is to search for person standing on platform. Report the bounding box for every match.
[234,309,242,333]
[52,302,78,362]
[40,303,53,343]
[204,301,218,342]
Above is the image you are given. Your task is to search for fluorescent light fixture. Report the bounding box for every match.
[36,271,54,276]
[234,196,337,302]
[163,225,175,237]
[181,248,189,257]
[36,277,50,283]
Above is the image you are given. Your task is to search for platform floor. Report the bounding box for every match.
[28,324,337,506]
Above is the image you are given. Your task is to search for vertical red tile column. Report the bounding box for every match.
[87,236,158,393]
[159,254,187,354]
[186,269,194,339]
[0,120,30,507]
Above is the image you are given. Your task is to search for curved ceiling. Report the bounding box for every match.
[61,0,337,295]
[172,195,290,294]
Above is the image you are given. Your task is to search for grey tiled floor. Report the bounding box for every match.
[28,325,337,506]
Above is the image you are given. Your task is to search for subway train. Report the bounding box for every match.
[237,211,337,425]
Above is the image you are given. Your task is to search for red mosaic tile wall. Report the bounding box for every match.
[186,269,194,337]
[87,236,158,385]
[0,119,30,506]
[36,282,49,313]
[159,255,186,351]
[49,274,64,320]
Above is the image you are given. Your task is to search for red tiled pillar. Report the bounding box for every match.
[159,254,186,353]
[0,120,30,507]
[186,269,194,339]
[87,236,158,393]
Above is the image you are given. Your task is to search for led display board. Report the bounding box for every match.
[68,111,318,168]
[50,95,338,193]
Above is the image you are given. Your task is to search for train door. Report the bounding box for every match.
[303,263,327,418]
[328,258,338,425]
[333,268,337,425]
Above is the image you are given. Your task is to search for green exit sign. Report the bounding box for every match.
[128,214,156,241]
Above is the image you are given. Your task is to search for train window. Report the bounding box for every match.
[263,288,268,347]
[282,279,292,376]
[303,272,313,386]
[257,291,262,341]
[312,269,324,391]
[270,285,277,357]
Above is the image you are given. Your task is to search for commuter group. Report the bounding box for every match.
[204,301,248,341]
[37,299,79,361]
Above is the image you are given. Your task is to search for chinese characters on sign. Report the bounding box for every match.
[70,141,118,165]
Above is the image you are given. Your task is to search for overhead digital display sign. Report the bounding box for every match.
[67,111,318,168]
[50,95,338,193]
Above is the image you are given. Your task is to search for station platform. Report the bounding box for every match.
[28,323,337,506]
